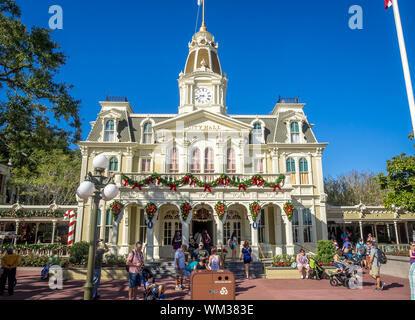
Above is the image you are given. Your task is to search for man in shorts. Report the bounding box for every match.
[126,241,144,300]
[367,241,384,291]
[174,244,187,290]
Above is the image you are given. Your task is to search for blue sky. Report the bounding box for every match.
[14,0,415,177]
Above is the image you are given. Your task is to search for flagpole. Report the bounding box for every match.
[392,0,415,135]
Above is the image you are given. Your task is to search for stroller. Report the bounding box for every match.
[308,256,329,280]
[329,259,360,289]
[142,268,165,300]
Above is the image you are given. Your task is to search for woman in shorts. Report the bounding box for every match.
[296,249,310,279]
[240,241,252,279]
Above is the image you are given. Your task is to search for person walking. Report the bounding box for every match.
[93,240,109,300]
[367,241,384,291]
[172,231,182,251]
[188,234,196,258]
[296,249,310,279]
[208,248,221,270]
[410,242,415,300]
[202,230,212,254]
[126,241,144,300]
[240,241,252,279]
[174,244,187,291]
[228,231,238,261]
[355,238,367,269]
[0,248,20,296]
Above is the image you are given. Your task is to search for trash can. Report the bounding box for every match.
[190,270,235,300]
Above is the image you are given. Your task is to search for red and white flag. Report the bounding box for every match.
[385,0,392,9]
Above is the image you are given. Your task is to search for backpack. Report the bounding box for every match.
[376,248,387,265]
[358,244,366,256]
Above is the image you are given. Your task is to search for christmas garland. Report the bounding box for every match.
[121,173,285,193]
[249,201,261,222]
[109,200,123,221]
[284,202,295,221]
[180,202,192,221]
[214,201,227,220]
[144,203,158,221]
[0,210,66,218]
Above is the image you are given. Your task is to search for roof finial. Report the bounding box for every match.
[200,0,207,31]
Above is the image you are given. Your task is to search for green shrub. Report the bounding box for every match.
[273,254,296,264]
[20,255,49,267]
[104,254,127,266]
[315,240,335,263]
[69,241,89,265]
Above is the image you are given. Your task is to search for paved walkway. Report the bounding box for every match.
[0,269,411,300]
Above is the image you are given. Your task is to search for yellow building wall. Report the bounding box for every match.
[121,156,127,172]
[81,205,90,241]
[154,157,163,173]
[266,157,272,174]
[133,157,140,173]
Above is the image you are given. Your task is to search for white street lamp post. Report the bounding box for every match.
[76,154,119,300]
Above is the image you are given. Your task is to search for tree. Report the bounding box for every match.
[0,0,81,170]
[10,148,81,205]
[324,170,387,206]
[376,153,415,212]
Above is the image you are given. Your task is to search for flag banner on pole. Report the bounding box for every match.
[385,0,392,9]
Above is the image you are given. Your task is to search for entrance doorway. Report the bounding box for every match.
[191,208,214,244]
[192,221,214,243]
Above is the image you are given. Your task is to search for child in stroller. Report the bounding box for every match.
[329,259,360,288]
[308,256,329,280]
[142,268,166,300]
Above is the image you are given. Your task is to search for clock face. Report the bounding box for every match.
[194,87,212,105]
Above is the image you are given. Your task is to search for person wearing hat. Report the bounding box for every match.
[0,248,20,296]
[193,242,209,261]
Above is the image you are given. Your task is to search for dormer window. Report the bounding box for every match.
[290,122,300,143]
[143,122,153,144]
[252,123,262,144]
[109,157,118,172]
[104,120,115,142]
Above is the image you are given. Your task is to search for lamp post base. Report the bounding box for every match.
[84,282,94,300]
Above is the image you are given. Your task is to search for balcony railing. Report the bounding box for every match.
[114,173,291,187]
[277,96,299,104]
[105,95,128,102]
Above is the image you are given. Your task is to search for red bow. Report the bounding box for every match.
[190,179,196,186]
[183,176,190,185]
[170,183,177,191]
[146,178,154,185]
[204,185,212,192]
[132,183,142,190]
[123,179,129,187]
[238,184,246,191]
[156,178,162,185]
[273,184,282,191]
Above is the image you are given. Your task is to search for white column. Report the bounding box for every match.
[120,207,130,255]
[272,155,279,174]
[80,147,89,181]
[14,221,19,245]
[126,153,133,173]
[405,222,409,243]
[146,210,157,262]
[75,204,84,243]
[315,152,324,194]
[298,208,304,244]
[311,207,318,244]
[153,218,160,260]
[285,218,295,255]
[182,221,189,247]
[250,223,259,261]
[274,209,283,255]
[51,220,57,244]
[394,221,400,244]
[374,223,378,241]
[295,157,300,185]
[359,221,363,240]
[34,222,40,244]
[319,203,328,241]
[386,223,391,242]
[307,154,313,185]
[215,217,224,248]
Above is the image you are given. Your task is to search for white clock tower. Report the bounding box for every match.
[178,3,228,115]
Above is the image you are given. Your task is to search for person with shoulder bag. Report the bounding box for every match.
[126,241,144,300]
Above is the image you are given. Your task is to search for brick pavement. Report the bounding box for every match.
[0,269,411,300]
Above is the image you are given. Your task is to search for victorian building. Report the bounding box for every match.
[75,18,329,261]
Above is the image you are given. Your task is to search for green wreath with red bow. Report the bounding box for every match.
[249,201,262,222]
[284,202,295,221]
[180,202,192,221]
[109,200,123,221]
[214,201,228,220]
[145,203,158,221]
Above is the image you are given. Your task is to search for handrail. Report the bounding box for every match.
[257,243,269,272]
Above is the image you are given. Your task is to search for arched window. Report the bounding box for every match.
[226,148,236,173]
[168,147,179,173]
[299,158,309,184]
[252,122,262,144]
[286,158,296,184]
[109,157,118,171]
[143,122,153,144]
[190,148,201,173]
[292,209,300,243]
[204,147,214,173]
[290,122,300,143]
[104,120,115,142]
